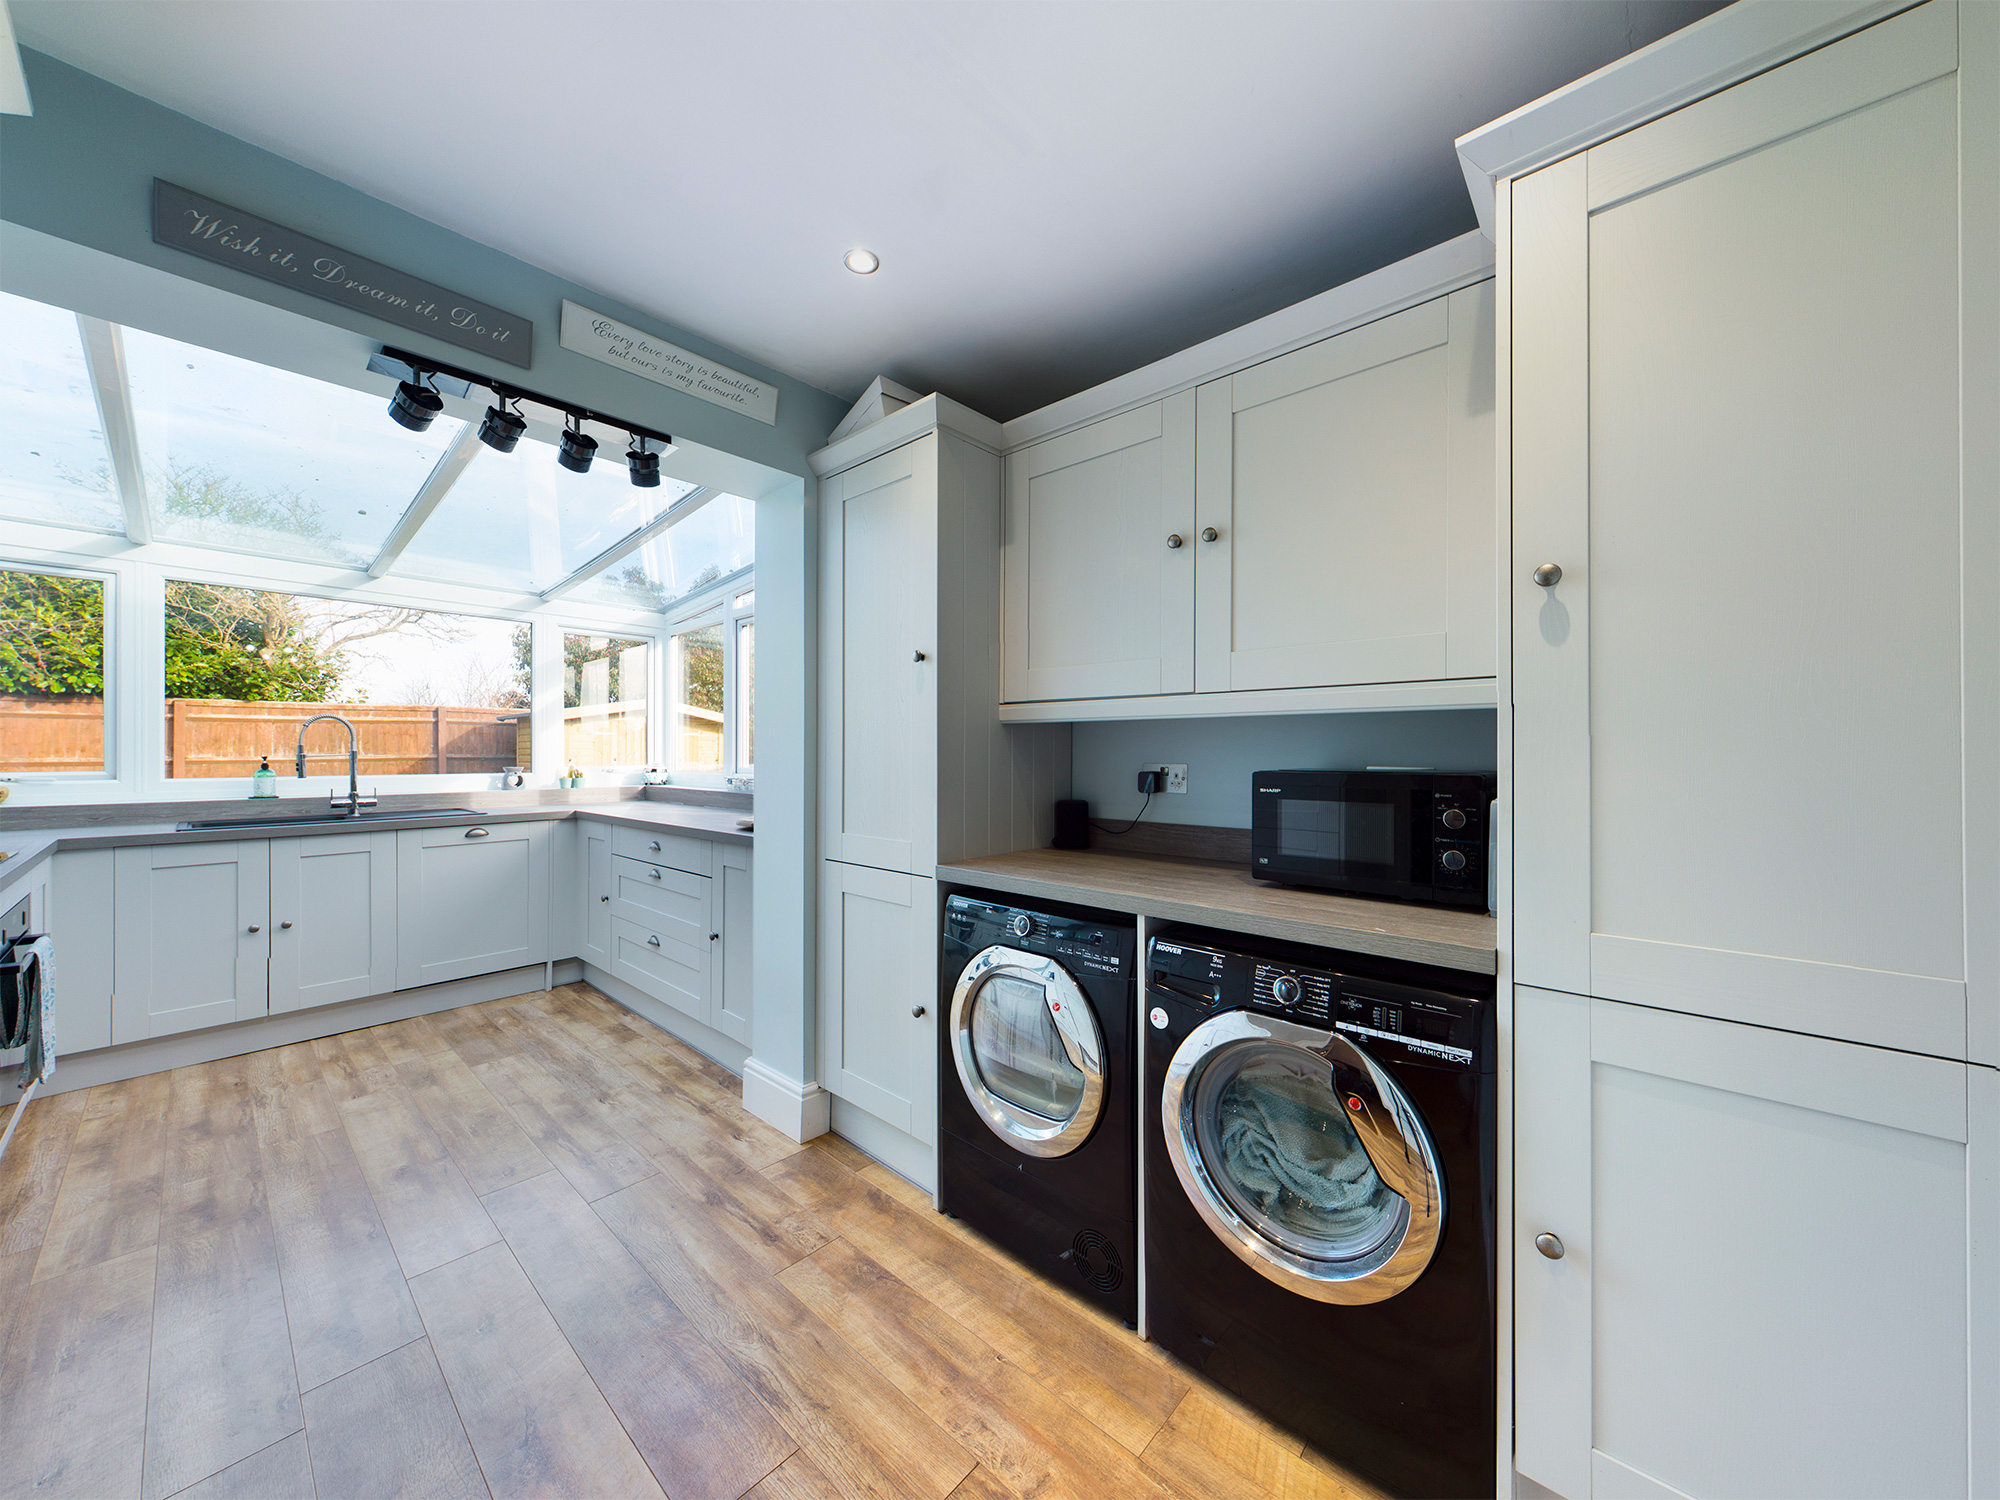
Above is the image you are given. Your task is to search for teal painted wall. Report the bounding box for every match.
[0,49,848,472]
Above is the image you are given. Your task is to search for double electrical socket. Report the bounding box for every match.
[1138,763,1188,795]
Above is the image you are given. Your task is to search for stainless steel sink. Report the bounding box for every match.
[175,807,483,832]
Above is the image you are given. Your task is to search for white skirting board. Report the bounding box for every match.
[0,959,587,1097]
[741,1055,830,1143]
[574,962,752,1078]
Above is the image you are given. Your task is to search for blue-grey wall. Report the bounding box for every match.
[1072,710,1497,828]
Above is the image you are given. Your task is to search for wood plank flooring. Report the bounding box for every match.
[0,984,1386,1500]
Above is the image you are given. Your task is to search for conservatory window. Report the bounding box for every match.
[565,633,648,768]
[0,566,111,776]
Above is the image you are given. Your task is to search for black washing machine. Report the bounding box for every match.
[940,889,1137,1325]
[1144,926,1496,1499]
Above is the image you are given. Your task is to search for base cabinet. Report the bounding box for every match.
[818,861,934,1145]
[1515,986,1982,1499]
[578,822,613,970]
[713,844,753,1044]
[112,840,270,1042]
[394,821,549,989]
[269,833,396,1013]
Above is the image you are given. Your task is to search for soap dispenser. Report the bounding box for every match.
[252,756,278,797]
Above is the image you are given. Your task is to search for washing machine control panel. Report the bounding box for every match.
[945,895,1131,975]
[1253,964,1335,1022]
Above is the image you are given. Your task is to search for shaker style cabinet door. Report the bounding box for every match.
[1193,281,1495,694]
[1513,987,1979,1500]
[579,823,613,970]
[1001,394,1195,702]
[713,843,754,1045]
[1509,0,1987,1061]
[111,840,270,1041]
[820,439,939,874]
[268,832,396,1013]
[818,861,935,1145]
[394,821,549,989]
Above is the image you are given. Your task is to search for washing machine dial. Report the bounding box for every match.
[1272,974,1303,1007]
[1007,913,1035,940]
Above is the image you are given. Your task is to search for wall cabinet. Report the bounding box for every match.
[1509,0,1990,1062]
[394,821,549,989]
[818,862,934,1145]
[111,840,270,1042]
[268,832,396,1013]
[1002,394,1195,701]
[1514,987,1984,1500]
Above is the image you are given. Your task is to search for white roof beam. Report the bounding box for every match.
[367,421,485,578]
[539,486,714,603]
[75,316,150,544]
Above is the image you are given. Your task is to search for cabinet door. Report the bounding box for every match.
[268,833,396,1013]
[1193,281,1494,693]
[713,844,753,1044]
[395,821,549,989]
[1510,2,1977,1057]
[48,850,113,1053]
[1515,986,1975,1499]
[111,840,269,1042]
[580,823,613,970]
[818,861,934,1144]
[1002,394,1195,701]
[821,439,938,874]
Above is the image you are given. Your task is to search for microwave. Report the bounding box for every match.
[1250,770,1496,909]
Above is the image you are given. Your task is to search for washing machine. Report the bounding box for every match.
[940,889,1138,1325]
[1144,926,1496,1499]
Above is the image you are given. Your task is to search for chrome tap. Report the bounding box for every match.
[295,714,377,817]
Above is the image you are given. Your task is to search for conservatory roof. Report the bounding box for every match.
[0,288,752,610]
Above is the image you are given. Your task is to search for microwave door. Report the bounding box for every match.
[1268,793,1411,887]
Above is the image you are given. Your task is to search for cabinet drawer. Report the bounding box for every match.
[610,914,709,1019]
[610,824,709,876]
[610,855,709,940]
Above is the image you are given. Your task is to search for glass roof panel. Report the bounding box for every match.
[573,492,755,611]
[0,291,123,533]
[391,436,699,595]
[120,324,466,567]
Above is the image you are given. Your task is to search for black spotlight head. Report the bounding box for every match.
[388,380,443,432]
[627,445,661,488]
[557,427,598,474]
[478,404,526,453]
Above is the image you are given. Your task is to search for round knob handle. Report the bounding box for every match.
[1533,562,1563,587]
[280,920,294,929]
[1441,808,1467,830]
[1535,1232,1565,1260]
[1441,849,1468,872]
[648,868,662,880]
[648,935,661,947]
[1272,975,1302,1006]
[911,1005,926,1018]
[247,925,261,934]
[913,649,927,662]
[1007,913,1034,939]
[649,840,661,851]
[600,895,610,902]
[1200,526,1220,543]
[1166,533,1184,549]
[710,932,719,942]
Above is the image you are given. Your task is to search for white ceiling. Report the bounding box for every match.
[14,0,1724,422]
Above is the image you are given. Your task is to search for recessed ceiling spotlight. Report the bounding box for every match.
[844,247,880,275]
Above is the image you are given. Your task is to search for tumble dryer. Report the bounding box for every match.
[1144,927,1496,1498]
[940,889,1137,1325]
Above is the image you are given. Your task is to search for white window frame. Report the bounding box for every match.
[0,554,123,786]
[662,568,754,784]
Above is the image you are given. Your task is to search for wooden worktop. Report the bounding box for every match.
[937,847,1496,975]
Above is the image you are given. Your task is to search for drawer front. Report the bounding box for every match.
[610,856,709,939]
[610,824,709,877]
[610,914,709,1019]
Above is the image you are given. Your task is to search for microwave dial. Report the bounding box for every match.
[1440,807,1468,830]
[1440,849,1469,873]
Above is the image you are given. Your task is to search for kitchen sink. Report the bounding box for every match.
[175,807,484,832]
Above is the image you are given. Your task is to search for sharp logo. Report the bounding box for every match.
[1257,787,1282,793]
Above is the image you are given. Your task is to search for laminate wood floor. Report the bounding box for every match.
[0,985,1387,1500]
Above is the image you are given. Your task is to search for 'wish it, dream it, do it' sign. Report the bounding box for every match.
[151,180,533,367]
[560,301,778,425]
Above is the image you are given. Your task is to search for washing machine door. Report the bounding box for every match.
[950,945,1106,1158]
[1162,1009,1443,1304]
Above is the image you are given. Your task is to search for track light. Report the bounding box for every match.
[388,379,442,432]
[557,416,598,474]
[626,438,661,488]
[478,399,526,453]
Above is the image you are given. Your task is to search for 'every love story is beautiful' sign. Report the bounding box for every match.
[150,180,533,367]
[560,301,777,426]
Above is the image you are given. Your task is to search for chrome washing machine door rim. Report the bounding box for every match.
[1161,1009,1444,1304]
[950,944,1106,1158]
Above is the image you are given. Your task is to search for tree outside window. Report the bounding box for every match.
[0,568,108,774]
[565,633,648,767]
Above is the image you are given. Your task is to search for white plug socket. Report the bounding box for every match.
[1141,763,1188,795]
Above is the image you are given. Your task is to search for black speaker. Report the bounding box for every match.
[1052,799,1090,850]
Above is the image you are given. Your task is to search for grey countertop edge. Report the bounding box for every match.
[935,859,1497,977]
[0,804,751,903]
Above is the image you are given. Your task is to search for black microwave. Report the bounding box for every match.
[1250,770,1496,909]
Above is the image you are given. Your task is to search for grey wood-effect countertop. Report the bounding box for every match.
[0,802,751,901]
[937,848,1496,975]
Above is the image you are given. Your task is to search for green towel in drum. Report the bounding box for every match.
[1217,1065,1390,1242]
[1,935,54,1088]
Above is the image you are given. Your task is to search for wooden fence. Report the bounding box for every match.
[0,696,525,778]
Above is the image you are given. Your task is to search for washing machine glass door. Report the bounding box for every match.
[1162,1009,1444,1304]
[951,945,1106,1158]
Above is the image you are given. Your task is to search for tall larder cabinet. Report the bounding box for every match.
[813,397,1070,1182]
[1472,3,1999,1495]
